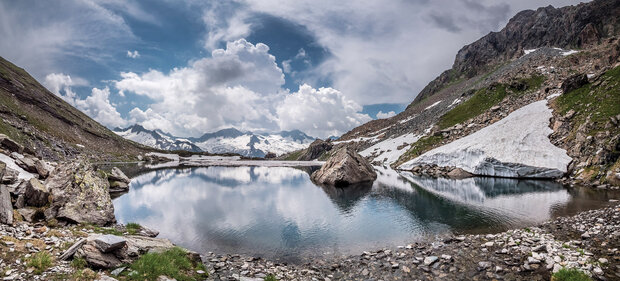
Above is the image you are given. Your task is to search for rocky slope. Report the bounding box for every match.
[328,0,620,187]
[0,57,152,162]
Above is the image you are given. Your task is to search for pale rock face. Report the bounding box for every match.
[399,100,572,178]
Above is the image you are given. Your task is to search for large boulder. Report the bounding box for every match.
[24,178,50,207]
[44,161,115,226]
[311,147,377,187]
[561,73,589,94]
[15,156,38,173]
[0,185,13,224]
[300,139,333,161]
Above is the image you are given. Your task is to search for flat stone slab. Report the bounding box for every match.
[94,234,127,253]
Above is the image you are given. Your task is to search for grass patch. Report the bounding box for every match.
[71,257,88,270]
[71,269,98,281]
[555,66,620,135]
[126,247,207,281]
[394,135,444,167]
[282,149,304,161]
[552,267,591,281]
[264,274,278,281]
[438,74,545,129]
[126,223,141,235]
[26,252,53,275]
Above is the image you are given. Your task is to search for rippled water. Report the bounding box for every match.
[112,165,612,260]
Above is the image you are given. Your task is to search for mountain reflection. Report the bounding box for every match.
[113,166,609,260]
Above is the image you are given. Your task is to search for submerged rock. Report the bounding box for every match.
[311,147,377,187]
[44,160,115,226]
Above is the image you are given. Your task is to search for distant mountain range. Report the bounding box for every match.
[113,125,315,157]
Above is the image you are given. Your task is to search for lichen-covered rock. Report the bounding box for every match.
[35,159,52,179]
[311,147,377,187]
[0,184,13,224]
[16,208,38,222]
[24,178,50,207]
[109,181,129,193]
[45,160,115,226]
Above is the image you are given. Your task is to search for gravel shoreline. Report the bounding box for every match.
[203,202,619,281]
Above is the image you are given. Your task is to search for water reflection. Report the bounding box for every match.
[113,165,612,260]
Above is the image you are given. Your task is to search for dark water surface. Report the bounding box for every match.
[112,166,614,260]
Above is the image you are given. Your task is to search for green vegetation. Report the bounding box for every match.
[555,66,620,135]
[126,222,142,235]
[264,274,278,281]
[26,252,53,275]
[283,149,304,161]
[126,247,207,281]
[394,135,444,167]
[551,267,591,281]
[71,257,88,270]
[438,74,544,129]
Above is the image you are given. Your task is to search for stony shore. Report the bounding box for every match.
[2,201,616,280]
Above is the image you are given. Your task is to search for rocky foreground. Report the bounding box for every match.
[1,203,618,281]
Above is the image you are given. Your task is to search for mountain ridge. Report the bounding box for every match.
[114,124,316,158]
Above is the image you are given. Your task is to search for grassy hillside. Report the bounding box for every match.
[0,57,152,161]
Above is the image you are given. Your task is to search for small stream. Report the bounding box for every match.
[111,165,615,261]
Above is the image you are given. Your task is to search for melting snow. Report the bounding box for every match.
[561,50,578,56]
[524,49,538,55]
[424,101,442,110]
[399,100,572,178]
[0,153,36,180]
[449,98,461,107]
[360,133,423,164]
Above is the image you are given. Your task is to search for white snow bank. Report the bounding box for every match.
[561,50,578,56]
[524,49,538,55]
[425,101,442,110]
[399,100,572,178]
[360,133,423,164]
[0,153,36,180]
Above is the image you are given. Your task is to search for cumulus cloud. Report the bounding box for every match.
[212,0,584,105]
[115,39,368,138]
[276,84,371,138]
[74,87,127,128]
[44,73,125,128]
[376,111,396,119]
[126,50,140,58]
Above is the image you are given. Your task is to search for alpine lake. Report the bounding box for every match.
[109,164,615,262]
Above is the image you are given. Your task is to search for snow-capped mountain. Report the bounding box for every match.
[189,128,315,157]
[113,125,203,152]
[114,125,315,157]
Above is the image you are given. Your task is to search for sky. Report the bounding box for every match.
[0,0,585,138]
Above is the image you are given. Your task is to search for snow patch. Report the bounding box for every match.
[399,100,572,178]
[424,101,442,110]
[360,133,423,164]
[0,153,36,180]
[449,98,461,107]
[561,50,578,56]
[399,114,417,124]
[524,49,538,55]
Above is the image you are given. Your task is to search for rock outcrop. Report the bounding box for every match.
[311,147,377,187]
[44,161,115,226]
[108,167,130,193]
[24,178,50,207]
[561,73,589,94]
[300,139,333,161]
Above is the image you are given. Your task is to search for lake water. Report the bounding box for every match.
[112,165,613,261]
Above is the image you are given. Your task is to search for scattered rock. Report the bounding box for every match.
[311,147,377,187]
[0,184,13,224]
[24,178,49,207]
[447,168,473,179]
[16,208,38,222]
[94,235,127,253]
[0,134,23,153]
[75,242,122,269]
[423,256,438,266]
